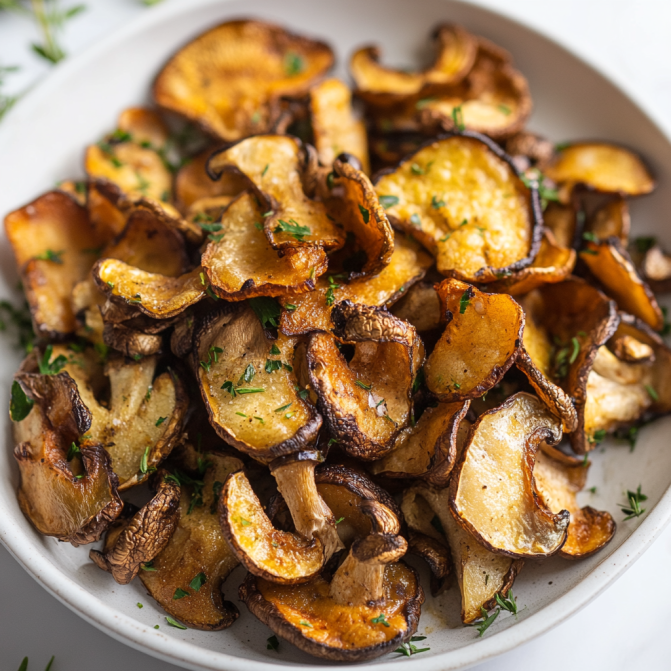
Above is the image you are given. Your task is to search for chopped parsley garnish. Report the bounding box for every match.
[239,363,256,384]
[588,429,607,445]
[459,290,471,314]
[156,416,166,427]
[355,380,372,390]
[267,635,280,651]
[646,385,659,402]
[9,380,33,421]
[452,105,465,132]
[165,616,187,630]
[431,195,445,209]
[67,442,81,461]
[358,204,370,223]
[412,367,425,394]
[198,221,223,233]
[140,445,155,474]
[265,359,283,373]
[395,639,430,656]
[284,303,297,312]
[371,614,390,627]
[498,104,511,115]
[249,296,281,328]
[582,231,599,243]
[38,345,67,375]
[335,516,344,524]
[275,218,311,241]
[275,403,293,413]
[521,169,560,210]
[619,485,647,520]
[200,345,223,373]
[285,51,304,76]
[141,561,157,572]
[379,194,399,209]
[299,620,313,628]
[270,343,281,355]
[173,588,189,600]
[189,572,207,591]
[410,163,425,175]
[261,163,270,177]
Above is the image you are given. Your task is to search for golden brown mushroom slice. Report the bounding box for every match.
[56,345,188,488]
[450,392,569,558]
[12,370,122,546]
[402,481,522,623]
[375,133,542,281]
[280,234,432,335]
[585,197,630,244]
[545,142,655,196]
[521,278,619,453]
[240,499,423,662]
[90,473,181,584]
[534,445,615,558]
[505,131,556,168]
[194,304,321,462]
[370,401,470,486]
[208,135,344,251]
[350,24,477,108]
[220,469,326,584]
[580,237,663,331]
[328,155,394,278]
[202,192,327,300]
[153,20,333,142]
[424,279,523,401]
[4,190,100,339]
[308,302,423,460]
[310,79,370,173]
[116,107,170,148]
[417,38,532,140]
[543,202,577,249]
[140,452,243,630]
[390,281,442,333]
[487,230,576,296]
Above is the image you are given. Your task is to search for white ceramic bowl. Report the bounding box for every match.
[2,1,671,669]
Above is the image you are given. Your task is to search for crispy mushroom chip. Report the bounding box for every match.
[450,392,569,558]
[153,20,334,142]
[4,191,100,339]
[580,236,663,331]
[310,79,370,173]
[545,143,655,196]
[280,234,432,335]
[586,197,630,244]
[308,302,423,460]
[424,279,523,401]
[402,482,523,623]
[390,281,442,333]
[375,133,542,281]
[195,304,321,463]
[202,192,328,300]
[534,445,615,558]
[90,472,181,583]
[12,370,122,545]
[140,452,243,630]
[208,135,344,251]
[240,498,423,662]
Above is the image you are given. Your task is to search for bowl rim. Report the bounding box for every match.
[2,1,671,669]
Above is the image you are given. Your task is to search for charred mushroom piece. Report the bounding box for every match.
[208,135,344,251]
[585,197,630,244]
[12,370,122,545]
[153,20,333,142]
[374,132,542,282]
[424,279,523,401]
[308,302,423,460]
[369,401,470,486]
[406,530,452,596]
[350,24,477,108]
[390,281,442,333]
[140,452,243,630]
[280,234,432,335]
[543,202,578,249]
[641,245,671,293]
[534,445,615,558]
[90,472,181,583]
[580,236,663,331]
[310,79,370,173]
[545,143,655,196]
[450,392,570,558]
[4,191,100,339]
[202,192,327,300]
[402,482,522,623]
[195,304,321,462]
[57,346,188,488]
[505,131,555,168]
[240,498,423,662]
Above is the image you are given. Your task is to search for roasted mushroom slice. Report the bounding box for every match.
[57,346,188,488]
[350,24,477,108]
[543,202,577,249]
[12,370,122,545]
[585,197,630,244]
[406,530,452,596]
[220,468,326,584]
[202,192,327,300]
[153,20,333,142]
[374,133,542,281]
[505,131,555,168]
[580,236,663,331]
[521,278,619,454]
[87,182,128,242]
[401,482,522,623]
[140,452,243,630]
[417,38,532,140]
[90,473,181,583]
[240,498,423,662]
[328,155,394,278]
[390,281,442,333]
[207,135,344,251]
[450,392,569,558]
[195,304,321,462]
[308,303,423,460]
[369,401,469,486]
[534,445,615,558]
[5,190,100,339]
[545,143,655,196]
[280,234,432,335]
[640,244,671,293]
[424,279,523,401]
[310,79,370,173]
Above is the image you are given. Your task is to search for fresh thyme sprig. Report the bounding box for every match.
[619,485,647,521]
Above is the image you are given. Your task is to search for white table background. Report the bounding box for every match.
[2,0,671,669]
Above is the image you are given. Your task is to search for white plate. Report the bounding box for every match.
[1,0,671,669]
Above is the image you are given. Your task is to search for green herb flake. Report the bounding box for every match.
[379,194,399,209]
[646,385,659,402]
[494,588,518,615]
[261,163,270,177]
[569,337,580,364]
[355,380,372,390]
[67,442,81,461]
[459,290,471,314]
[285,51,304,76]
[299,620,313,628]
[358,204,370,223]
[189,572,207,591]
[619,485,648,520]
[156,416,167,427]
[141,561,158,572]
[452,105,465,132]
[473,606,499,637]
[371,613,390,627]
[173,588,189,600]
[431,195,445,209]
[249,296,281,328]
[165,616,188,630]
[582,231,599,243]
[9,380,33,422]
[275,402,293,413]
[139,445,154,474]
[267,635,280,651]
[275,218,311,241]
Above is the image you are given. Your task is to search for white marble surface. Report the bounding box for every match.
[1,0,671,668]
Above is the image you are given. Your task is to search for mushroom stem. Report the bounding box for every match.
[272,458,343,560]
